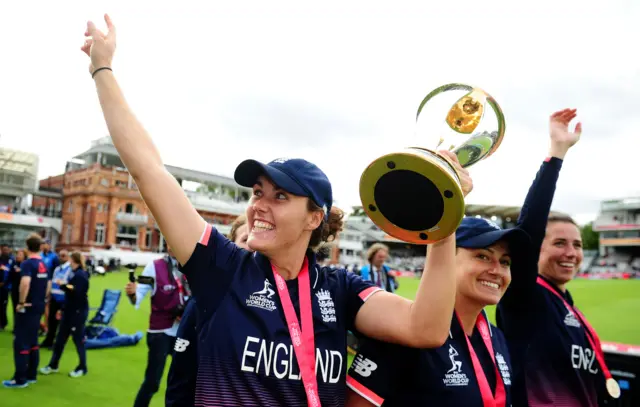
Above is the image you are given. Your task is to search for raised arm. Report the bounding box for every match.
[501,109,582,305]
[83,15,205,265]
[354,151,470,348]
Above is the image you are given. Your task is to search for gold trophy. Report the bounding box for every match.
[359,83,506,244]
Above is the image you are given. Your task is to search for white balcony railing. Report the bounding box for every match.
[115,212,149,225]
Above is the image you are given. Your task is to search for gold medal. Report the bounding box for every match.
[606,378,621,399]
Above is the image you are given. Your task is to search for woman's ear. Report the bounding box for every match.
[307,210,323,231]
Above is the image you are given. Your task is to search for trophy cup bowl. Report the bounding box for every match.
[359,83,506,244]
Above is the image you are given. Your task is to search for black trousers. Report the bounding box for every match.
[48,308,88,371]
[41,299,63,347]
[13,309,43,384]
[133,332,176,407]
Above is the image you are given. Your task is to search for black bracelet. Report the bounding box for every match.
[91,66,112,79]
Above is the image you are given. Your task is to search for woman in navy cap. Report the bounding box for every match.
[346,216,529,407]
[82,15,471,407]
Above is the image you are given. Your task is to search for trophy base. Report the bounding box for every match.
[359,147,465,245]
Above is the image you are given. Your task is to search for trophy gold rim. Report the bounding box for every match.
[415,83,506,163]
[359,148,465,245]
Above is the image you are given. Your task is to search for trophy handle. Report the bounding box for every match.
[483,95,506,158]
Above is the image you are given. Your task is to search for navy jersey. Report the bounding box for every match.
[62,268,90,311]
[166,299,200,407]
[497,157,607,407]
[180,224,380,407]
[20,256,49,313]
[347,312,513,406]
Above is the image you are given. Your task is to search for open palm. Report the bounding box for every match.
[81,14,117,74]
[549,108,582,148]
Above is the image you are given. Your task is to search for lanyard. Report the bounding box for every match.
[455,311,506,407]
[173,271,185,304]
[536,277,620,398]
[272,258,321,407]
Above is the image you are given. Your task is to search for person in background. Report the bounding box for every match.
[40,251,90,378]
[40,240,60,277]
[0,243,14,330]
[3,234,49,388]
[360,243,397,293]
[125,248,188,407]
[166,214,250,407]
[40,239,59,339]
[9,250,26,329]
[40,250,71,349]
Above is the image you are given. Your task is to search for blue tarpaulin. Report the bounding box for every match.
[85,326,144,350]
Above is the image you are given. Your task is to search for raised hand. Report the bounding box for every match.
[81,14,117,75]
[549,108,582,159]
[438,149,473,197]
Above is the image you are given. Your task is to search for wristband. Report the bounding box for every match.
[92,66,113,79]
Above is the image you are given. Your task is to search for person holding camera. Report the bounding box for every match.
[125,248,188,407]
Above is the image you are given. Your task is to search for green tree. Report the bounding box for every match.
[350,206,365,217]
[581,222,599,250]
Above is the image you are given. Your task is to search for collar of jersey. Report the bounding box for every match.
[538,274,574,305]
[254,249,320,288]
[448,309,493,340]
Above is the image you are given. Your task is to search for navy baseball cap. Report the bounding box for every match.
[456,217,530,251]
[234,158,333,217]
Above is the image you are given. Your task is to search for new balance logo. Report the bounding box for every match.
[272,158,290,164]
[175,338,190,353]
[352,355,377,378]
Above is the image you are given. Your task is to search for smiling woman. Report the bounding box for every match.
[495,109,623,407]
[345,216,531,407]
[82,14,467,407]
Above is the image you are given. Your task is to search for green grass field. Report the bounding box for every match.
[0,273,639,407]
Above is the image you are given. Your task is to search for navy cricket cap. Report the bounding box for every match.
[456,217,530,250]
[234,158,333,217]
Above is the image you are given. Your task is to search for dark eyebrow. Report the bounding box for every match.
[485,247,511,257]
[253,180,286,193]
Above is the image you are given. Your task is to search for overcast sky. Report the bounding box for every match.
[0,0,638,225]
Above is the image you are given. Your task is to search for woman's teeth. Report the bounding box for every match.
[479,280,499,290]
[253,221,274,232]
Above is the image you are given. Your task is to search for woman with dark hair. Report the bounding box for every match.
[346,216,530,407]
[82,15,470,406]
[497,110,619,406]
[40,251,90,378]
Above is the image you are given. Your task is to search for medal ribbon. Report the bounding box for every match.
[536,277,615,385]
[272,258,321,407]
[455,311,506,407]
